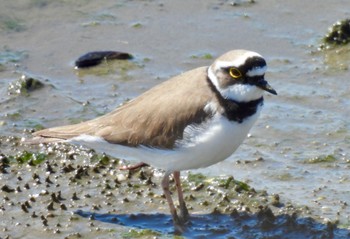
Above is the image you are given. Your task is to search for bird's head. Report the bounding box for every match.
[208,50,277,102]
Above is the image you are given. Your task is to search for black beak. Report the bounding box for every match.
[256,79,277,95]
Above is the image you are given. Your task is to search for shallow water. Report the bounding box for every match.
[0,0,349,235]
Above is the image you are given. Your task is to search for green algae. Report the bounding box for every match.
[122,229,186,239]
[190,53,213,60]
[321,44,350,71]
[8,75,44,96]
[273,172,295,181]
[187,172,207,184]
[90,153,112,165]
[81,12,119,27]
[187,173,250,192]
[319,19,350,70]
[132,23,143,28]
[5,112,22,120]
[0,16,26,32]
[122,229,161,238]
[75,59,139,79]
[216,175,250,191]
[23,120,45,131]
[9,151,48,166]
[0,48,28,64]
[303,155,337,164]
[322,19,350,47]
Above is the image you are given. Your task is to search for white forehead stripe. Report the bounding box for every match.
[215,51,263,69]
[246,65,267,77]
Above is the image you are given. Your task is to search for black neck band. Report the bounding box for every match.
[206,74,263,123]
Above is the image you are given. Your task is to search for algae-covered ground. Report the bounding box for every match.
[1,0,350,238]
[1,136,348,238]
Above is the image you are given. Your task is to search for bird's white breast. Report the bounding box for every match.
[68,104,262,172]
[167,107,262,171]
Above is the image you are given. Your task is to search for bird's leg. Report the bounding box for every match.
[173,171,189,223]
[161,172,185,233]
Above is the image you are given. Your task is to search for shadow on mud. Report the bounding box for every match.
[75,210,349,238]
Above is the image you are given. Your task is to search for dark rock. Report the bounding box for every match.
[1,185,15,193]
[8,75,44,95]
[323,19,350,46]
[75,51,133,68]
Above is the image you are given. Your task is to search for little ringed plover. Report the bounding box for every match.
[29,49,277,231]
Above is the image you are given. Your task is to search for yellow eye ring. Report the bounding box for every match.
[229,67,242,79]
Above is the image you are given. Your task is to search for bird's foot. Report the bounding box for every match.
[179,204,190,224]
[172,214,187,234]
[118,162,149,170]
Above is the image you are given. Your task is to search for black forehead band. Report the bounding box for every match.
[239,56,266,74]
[223,56,266,75]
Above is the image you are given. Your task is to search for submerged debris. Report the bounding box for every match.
[75,51,133,68]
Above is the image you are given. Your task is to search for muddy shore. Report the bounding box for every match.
[1,136,348,238]
[1,0,350,238]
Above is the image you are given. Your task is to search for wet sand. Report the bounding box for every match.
[1,0,350,238]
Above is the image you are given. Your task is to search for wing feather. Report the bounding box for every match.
[32,67,217,148]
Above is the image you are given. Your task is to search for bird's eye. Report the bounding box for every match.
[229,67,242,79]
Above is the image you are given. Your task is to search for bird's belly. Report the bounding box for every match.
[69,112,260,172]
[167,113,260,171]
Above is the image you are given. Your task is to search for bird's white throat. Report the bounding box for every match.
[208,67,265,102]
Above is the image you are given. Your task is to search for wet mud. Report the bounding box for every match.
[1,137,349,238]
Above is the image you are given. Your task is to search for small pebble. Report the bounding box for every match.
[21,203,29,213]
[57,191,65,201]
[72,192,79,200]
[45,176,54,184]
[60,203,67,210]
[51,193,60,203]
[24,201,31,208]
[47,202,55,211]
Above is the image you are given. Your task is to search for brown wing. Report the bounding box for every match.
[32,67,217,148]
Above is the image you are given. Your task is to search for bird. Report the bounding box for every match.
[28,49,277,232]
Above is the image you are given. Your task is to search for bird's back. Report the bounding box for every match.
[31,66,217,148]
